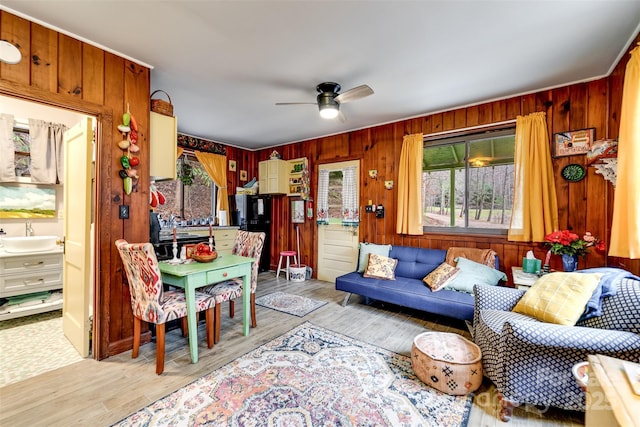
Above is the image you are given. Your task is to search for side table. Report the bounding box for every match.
[511,266,539,290]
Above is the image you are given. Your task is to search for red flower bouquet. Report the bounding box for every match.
[544,230,605,258]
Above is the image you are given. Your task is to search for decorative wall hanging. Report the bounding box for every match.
[116,104,140,195]
[177,133,226,155]
[553,128,595,157]
[229,160,237,171]
[240,170,248,181]
[561,164,586,182]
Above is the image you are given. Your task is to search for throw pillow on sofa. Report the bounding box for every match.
[357,243,392,273]
[512,272,603,326]
[444,256,507,294]
[423,262,460,291]
[363,253,398,280]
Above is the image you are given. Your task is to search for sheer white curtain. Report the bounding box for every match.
[28,119,67,184]
[342,165,359,227]
[0,114,15,181]
[316,169,329,224]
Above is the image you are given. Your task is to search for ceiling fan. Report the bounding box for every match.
[276,82,374,120]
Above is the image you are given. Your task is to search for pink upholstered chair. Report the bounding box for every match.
[200,230,265,343]
[115,239,215,374]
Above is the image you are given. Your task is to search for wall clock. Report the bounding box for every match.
[561,164,586,182]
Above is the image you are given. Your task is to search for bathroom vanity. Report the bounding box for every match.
[0,247,64,320]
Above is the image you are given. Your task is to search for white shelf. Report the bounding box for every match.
[0,296,62,321]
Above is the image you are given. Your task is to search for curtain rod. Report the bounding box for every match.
[423,119,516,140]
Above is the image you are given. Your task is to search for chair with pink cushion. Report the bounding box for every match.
[115,239,215,374]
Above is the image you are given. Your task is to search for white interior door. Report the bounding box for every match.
[62,117,93,357]
[317,160,360,282]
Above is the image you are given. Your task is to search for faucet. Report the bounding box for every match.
[25,220,34,236]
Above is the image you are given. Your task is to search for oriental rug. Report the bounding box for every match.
[114,322,472,427]
[255,291,327,317]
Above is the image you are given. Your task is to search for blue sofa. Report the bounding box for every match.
[335,245,499,321]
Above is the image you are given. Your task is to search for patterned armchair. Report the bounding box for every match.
[115,239,215,374]
[473,276,640,421]
[200,231,265,343]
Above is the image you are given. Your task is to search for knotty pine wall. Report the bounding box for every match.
[255,33,640,278]
[1,11,151,360]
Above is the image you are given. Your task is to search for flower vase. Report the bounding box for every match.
[561,254,579,272]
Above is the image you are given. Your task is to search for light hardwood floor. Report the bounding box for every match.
[0,272,584,427]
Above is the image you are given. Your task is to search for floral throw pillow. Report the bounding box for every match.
[423,262,460,291]
[363,253,398,280]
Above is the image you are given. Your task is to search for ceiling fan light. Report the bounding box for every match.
[319,105,339,119]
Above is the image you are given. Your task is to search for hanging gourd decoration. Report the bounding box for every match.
[117,103,140,196]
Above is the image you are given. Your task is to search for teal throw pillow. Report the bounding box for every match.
[444,256,507,294]
[358,243,392,273]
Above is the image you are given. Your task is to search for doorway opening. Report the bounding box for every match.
[0,94,96,386]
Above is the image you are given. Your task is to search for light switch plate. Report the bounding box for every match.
[119,205,129,219]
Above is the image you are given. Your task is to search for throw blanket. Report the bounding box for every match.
[446,247,496,268]
[578,267,640,321]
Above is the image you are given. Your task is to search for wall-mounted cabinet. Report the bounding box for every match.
[150,111,177,181]
[258,159,289,194]
[287,157,309,197]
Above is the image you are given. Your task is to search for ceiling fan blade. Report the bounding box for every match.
[334,84,374,104]
[275,102,317,106]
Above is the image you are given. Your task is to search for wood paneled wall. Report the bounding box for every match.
[1,11,151,359]
[255,33,640,278]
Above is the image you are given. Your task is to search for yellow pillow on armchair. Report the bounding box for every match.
[512,272,602,326]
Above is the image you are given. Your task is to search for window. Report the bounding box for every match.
[422,129,515,234]
[154,156,217,227]
[13,126,30,177]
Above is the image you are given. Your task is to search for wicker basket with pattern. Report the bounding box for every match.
[150,89,173,116]
[411,331,482,395]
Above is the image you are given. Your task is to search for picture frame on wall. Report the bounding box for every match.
[228,160,236,171]
[291,199,305,223]
[553,128,595,157]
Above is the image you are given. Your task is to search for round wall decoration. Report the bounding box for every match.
[561,164,586,182]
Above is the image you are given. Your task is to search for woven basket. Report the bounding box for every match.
[411,332,482,395]
[150,89,173,116]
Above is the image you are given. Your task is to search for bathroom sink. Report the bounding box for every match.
[1,236,60,253]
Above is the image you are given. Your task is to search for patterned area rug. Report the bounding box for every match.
[255,291,327,317]
[114,322,472,427]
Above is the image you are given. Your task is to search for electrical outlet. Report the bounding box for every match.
[119,205,129,219]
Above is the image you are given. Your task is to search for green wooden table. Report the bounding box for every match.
[158,254,254,363]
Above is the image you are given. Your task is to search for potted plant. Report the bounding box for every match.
[544,230,605,271]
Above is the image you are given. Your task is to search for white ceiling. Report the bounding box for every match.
[2,1,639,150]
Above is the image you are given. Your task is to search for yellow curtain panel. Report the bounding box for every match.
[610,43,640,259]
[508,112,558,242]
[194,151,229,214]
[396,133,423,235]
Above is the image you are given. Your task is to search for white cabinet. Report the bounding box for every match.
[183,227,239,255]
[0,250,64,320]
[150,111,178,181]
[258,159,288,194]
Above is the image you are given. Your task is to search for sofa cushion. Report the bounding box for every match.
[445,257,506,294]
[423,262,460,291]
[513,272,602,326]
[389,246,447,280]
[363,253,398,280]
[357,243,392,273]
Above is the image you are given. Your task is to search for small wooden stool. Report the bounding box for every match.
[276,251,298,280]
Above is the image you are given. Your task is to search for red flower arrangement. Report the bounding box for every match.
[544,230,605,258]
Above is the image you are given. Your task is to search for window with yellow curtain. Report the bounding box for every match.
[155,155,216,227]
[422,128,515,234]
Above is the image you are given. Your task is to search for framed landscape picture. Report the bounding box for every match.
[553,128,595,157]
[0,183,56,218]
